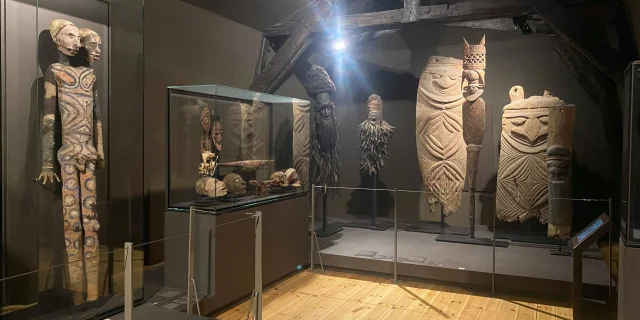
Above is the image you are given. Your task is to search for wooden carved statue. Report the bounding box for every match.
[292,100,310,186]
[462,36,487,230]
[200,107,212,154]
[358,94,395,175]
[37,20,103,304]
[198,108,221,177]
[304,65,341,193]
[416,56,466,215]
[195,177,227,198]
[496,86,564,224]
[547,105,576,238]
[223,173,247,195]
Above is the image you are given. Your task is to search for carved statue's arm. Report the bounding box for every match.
[38,67,60,184]
[93,79,105,169]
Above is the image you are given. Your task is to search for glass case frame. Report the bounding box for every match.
[622,60,640,245]
[166,84,311,214]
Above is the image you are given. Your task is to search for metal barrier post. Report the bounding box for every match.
[310,185,316,272]
[608,197,613,301]
[187,206,196,314]
[254,212,263,320]
[124,242,133,320]
[394,188,398,284]
[492,195,496,295]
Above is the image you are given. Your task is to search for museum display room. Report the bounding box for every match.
[2,0,639,319]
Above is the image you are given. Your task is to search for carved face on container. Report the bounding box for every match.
[422,57,464,102]
[79,28,101,63]
[500,87,560,155]
[223,173,247,194]
[50,19,80,56]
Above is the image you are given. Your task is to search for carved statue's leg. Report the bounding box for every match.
[80,162,100,302]
[61,162,84,305]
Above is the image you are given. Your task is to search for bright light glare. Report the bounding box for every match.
[334,40,346,51]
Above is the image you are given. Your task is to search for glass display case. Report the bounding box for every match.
[622,61,640,245]
[167,85,311,213]
[0,0,144,319]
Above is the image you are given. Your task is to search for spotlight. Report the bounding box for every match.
[333,40,347,51]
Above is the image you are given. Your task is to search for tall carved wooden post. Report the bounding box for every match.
[462,36,486,238]
[304,65,342,236]
[547,104,576,238]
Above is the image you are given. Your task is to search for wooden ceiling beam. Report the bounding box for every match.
[249,0,332,93]
[265,0,534,37]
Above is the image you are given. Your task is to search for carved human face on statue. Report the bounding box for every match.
[223,173,247,194]
[50,19,80,56]
[79,28,101,63]
[422,56,463,102]
[211,118,223,151]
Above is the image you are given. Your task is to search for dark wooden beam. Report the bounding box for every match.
[265,0,534,37]
[253,36,270,83]
[266,38,313,93]
[249,0,332,93]
[525,0,629,84]
[403,0,420,23]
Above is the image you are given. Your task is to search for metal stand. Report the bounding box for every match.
[314,186,343,237]
[310,186,325,273]
[187,207,196,314]
[469,189,476,238]
[573,248,583,317]
[124,242,133,320]
[393,188,398,284]
[344,175,391,231]
[245,212,263,320]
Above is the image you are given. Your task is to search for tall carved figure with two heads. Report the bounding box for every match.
[416,56,467,215]
[496,87,564,224]
[38,20,103,305]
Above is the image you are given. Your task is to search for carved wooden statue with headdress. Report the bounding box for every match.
[37,20,103,305]
[304,65,341,193]
[358,94,394,175]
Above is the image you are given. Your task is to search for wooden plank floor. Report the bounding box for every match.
[214,270,616,320]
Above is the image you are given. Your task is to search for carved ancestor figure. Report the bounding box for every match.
[37,20,103,304]
[358,94,394,175]
[462,36,487,231]
[496,87,564,223]
[198,109,222,177]
[547,105,576,238]
[304,65,340,193]
[416,56,466,215]
[223,173,247,195]
[292,100,310,186]
[195,177,227,198]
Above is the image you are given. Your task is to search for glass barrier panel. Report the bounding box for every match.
[494,197,613,300]
[313,186,395,281]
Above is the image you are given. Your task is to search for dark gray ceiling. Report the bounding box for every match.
[181,0,315,32]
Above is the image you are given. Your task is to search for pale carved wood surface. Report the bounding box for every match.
[416,56,466,216]
[213,270,612,320]
[292,100,310,186]
[496,86,564,224]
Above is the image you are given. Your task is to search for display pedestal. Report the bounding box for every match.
[315,193,343,238]
[435,233,508,247]
[344,173,392,231]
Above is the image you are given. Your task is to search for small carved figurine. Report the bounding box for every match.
[284,168,301,187]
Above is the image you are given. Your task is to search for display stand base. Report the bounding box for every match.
[435,233,509,248]
[403,221,450,234]
[344,221,392,231]
[502,233,565,246]
[315,222,344,238]
[549,249,604,260]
